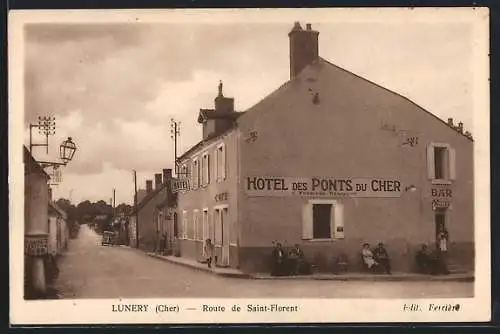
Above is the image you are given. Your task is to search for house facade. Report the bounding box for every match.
[129,169,176,252]
[174,22,474,274]
[48,200,69,257]
[24,146,51,298]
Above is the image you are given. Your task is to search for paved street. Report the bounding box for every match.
[53,225,473,299]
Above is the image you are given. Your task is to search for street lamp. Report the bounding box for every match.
[38,137,78,169]
[60,137,77,164]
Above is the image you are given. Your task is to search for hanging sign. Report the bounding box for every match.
[171,178,191,193]
[245,176,404,198]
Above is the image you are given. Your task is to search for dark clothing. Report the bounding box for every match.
[271,247,287,276]
[416,249,434,274]
[289,247,306,275]
[373,247,391,274]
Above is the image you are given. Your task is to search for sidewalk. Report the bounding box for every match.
[144,251,474,282]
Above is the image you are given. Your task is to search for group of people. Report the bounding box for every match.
[271,242,310,276]
[205,228,451,275]
[415,229,450,275]
[361,242,392,274]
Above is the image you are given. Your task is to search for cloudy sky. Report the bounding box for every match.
[23,18,474,205]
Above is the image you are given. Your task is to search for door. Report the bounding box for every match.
[202,210,209,257]
[435,208,446,238]
[221,207,230,267]
[434,208,447,250]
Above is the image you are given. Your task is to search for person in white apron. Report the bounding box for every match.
[437,229,450,274]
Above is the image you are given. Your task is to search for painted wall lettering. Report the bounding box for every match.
[245,176,404,198]
[215,192,228,202]
[431,187,452,209]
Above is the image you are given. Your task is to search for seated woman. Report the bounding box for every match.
[361,243,378,272]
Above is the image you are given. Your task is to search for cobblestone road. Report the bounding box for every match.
[53,224,473,299]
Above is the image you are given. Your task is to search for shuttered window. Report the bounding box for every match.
[302,200,344,240]
[427,143,456,182]
[216,143,226,182]
[182,211,188,239]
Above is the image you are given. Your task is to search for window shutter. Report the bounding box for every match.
[449,147,456,180]
[427,144,435,180]
[333,203,345,239]
[221,145,227,180]
[215,148,219,182]
[302,203,313,239]
[207,154,211,184]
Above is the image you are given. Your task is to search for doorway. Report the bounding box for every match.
[214,206,229,267]
[434,208,447,242]
[221,207,229,267]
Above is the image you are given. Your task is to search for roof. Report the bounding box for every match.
[131,182,174,214]
[316,57,474,142]
[48,201,67,219]
[23,146,50,178]
[179,55,473,162]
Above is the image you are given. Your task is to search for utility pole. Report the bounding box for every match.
[133,170,139,249]
[170,118,181,176]
[112,188,116,220]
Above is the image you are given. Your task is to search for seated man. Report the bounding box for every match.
[373,242,391,274]
[416,244,433,274]
[289,244,309,275]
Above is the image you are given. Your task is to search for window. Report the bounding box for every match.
[214,208,222,245]
[313,204,331,239]
[202,152,211,186]
[427,143,456,182]
[302,200,344,240]
[216,143,226,182]
[180,164,189,178]
[202,209,209,240]
[194,210,201,241]
[192,158,200,189]
[182,210,188,239]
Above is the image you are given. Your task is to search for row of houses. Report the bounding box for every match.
[127,22,474,274]
[24,146,70,299]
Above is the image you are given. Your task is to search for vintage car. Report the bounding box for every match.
[101,231,117,246]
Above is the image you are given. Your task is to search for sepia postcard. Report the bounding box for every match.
[9,7,491,325]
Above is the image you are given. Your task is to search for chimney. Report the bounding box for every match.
[289,22,319,79]
[163,168,172,182]
[146,180,153,193]
[447,118,454,126]
[214,80,234,114]
[154,173,162,190]
[458,122,464,133]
